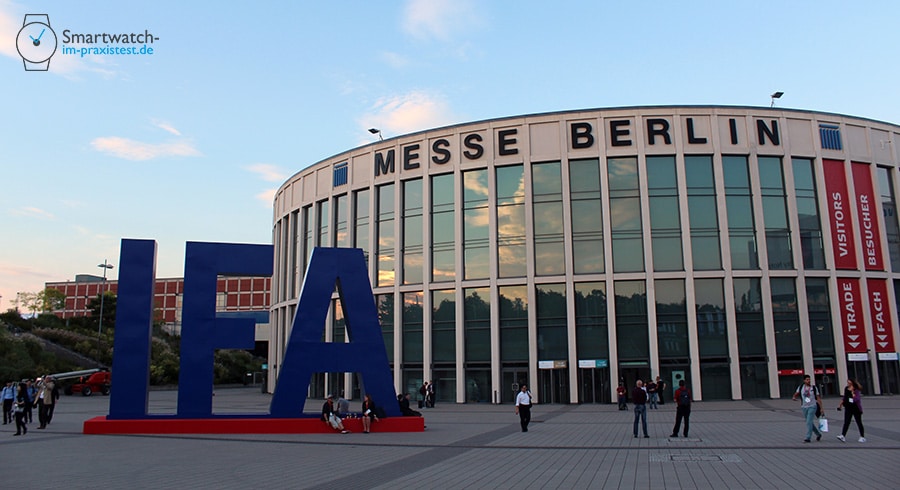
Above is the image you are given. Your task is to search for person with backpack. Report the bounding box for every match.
[670,380,692,437]
[792,374,824,443]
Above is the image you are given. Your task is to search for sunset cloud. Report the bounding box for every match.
[91,136,201,161]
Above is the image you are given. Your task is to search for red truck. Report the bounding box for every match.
[63,370,111,396]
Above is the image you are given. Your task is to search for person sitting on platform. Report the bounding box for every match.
[321,394,349,434]
[398,393,422,416]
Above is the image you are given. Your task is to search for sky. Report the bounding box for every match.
[2,0,900,310]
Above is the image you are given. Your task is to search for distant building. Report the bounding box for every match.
[45,276,272,350]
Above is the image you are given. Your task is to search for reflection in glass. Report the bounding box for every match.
[432,290,456,363]
[377,293,394,362]
[376,184,395,286]
[464,170,489,280]
[723,156,758,269]
[771,278,800,355]
[497,165,527,277]
[695,278,727,358]
[655,279,687,358]
[569,159,604,273]
[533,162,565,275]
[685,156,721,270]
[758,157,793,269]
[464,288,491,362]
[647,156,682,271]
[335,194,349,248]
[614,280,648,360]
[317,200,330,247]
[536,284,567,360]
[734,278,765,356]
[354,189,370,267]
[877,166,900,270]
[806,278,835,356]
[609,157,644,272]
[403,292,423,363]
[432,173,455,281]
[403,179,423,284]
[575,282,608,359]
[499,285,528,362]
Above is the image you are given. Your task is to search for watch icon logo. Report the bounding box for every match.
[16,14,58,71]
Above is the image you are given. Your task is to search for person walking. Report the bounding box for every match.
[792,374,824,443]
[2,381,14,425]
[632,380,649,438]
[670,380,692,437]
[836,379,865,443]
[13,382,28,436]
[515,384,533,432]
[427,381,435,408]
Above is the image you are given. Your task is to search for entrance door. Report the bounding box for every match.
[618,365,651,401]
[849,361,873,395]
[502,368,528,403]
[538,368,570,403]
[578,368,610,403]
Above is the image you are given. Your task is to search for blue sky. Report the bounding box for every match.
[2,0,900,309]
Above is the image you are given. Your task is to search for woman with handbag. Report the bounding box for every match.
[836,379,865,443]
[361,394,379,433]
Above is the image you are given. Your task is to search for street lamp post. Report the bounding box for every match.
[97,260,114,360]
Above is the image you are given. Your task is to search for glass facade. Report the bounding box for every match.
[271,108,900,403]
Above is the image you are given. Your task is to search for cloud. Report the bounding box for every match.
[245,163,287,182]
[361,91,459,137]
[152,120,182,136]
[380,51,410,69]
[10,206,54,220]
[255,188,277,206]
[403,0,482,41]
[91,137,202,161]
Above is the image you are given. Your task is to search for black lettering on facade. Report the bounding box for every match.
[374,149,395,176]
[571,122,594,149]
[403,144,420,170]
[431,138,451,164]
[498,129,519,156]
[646,118,672,145]
[756,119,780,146]
[686,117,708,144]
[463,133,484,160]
[610,119,632,147]
[729,118,739,145]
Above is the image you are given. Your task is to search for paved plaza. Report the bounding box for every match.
[1,387,898,489]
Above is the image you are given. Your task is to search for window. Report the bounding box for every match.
[647,156,683,271]
[723,156,758,269]
[608,157,644,272]
[569,159,604,273]
[614,280,648,360]
[758,157,793,269]
[685,156,721,270]
[431,173,455,282]
[792,158,826,269]
[376,184,395,286]
[533,162,565,275]
[463,170,490,280]
[497,165,527,277]
[536,284,567,360]
[402,179,423,284]
[499,286,528,362]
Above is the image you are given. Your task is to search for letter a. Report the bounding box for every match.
[270,247,399,417]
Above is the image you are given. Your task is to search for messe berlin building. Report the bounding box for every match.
[270,106,900,403]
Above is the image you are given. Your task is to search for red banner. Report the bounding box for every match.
[836,278,868,353]
[823,160,857,269]
[866,278,897,353]
[851,162,884,271]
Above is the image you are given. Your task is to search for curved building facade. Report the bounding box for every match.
[270,106,900,403]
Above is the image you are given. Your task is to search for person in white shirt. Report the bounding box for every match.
[515,384,533,432]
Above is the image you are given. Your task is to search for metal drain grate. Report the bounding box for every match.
[650,453,742,463]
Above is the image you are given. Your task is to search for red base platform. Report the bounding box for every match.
[83,416,425,434]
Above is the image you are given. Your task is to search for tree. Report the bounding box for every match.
[88,292,117,330]
[39,288,67,312]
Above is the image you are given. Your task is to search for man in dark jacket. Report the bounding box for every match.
[670,380,691,438]
[632,380,649,438]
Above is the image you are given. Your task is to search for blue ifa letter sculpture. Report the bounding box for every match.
[108,239,398,420]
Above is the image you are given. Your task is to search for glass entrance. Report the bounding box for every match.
[618,364,651,402]
[538,368,570,403]
[578,368,610,403]
[878,360,899,395]
[501,368,528,403]
[849,361,873,395]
